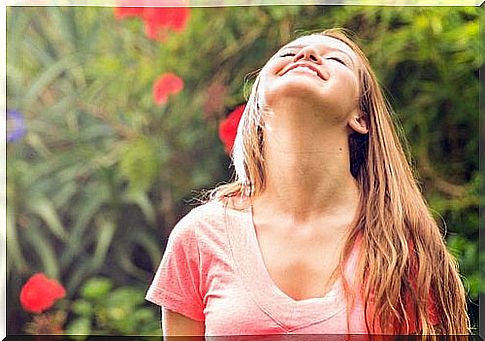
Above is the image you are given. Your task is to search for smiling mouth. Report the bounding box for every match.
[281,64,326,80]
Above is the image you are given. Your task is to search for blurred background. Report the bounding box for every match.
[6,5,481,336]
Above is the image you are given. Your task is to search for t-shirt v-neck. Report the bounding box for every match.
[223,201,357,332]
[146,200,367,335]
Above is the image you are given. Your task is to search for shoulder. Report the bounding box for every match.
[179,196,250,227]
[174,200,226,234]
[169,198,249,247]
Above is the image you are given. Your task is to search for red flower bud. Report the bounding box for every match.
[219,104,246,154]
[20,273,66,314]
[153,73,184,105]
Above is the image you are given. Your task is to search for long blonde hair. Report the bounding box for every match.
[210,29,469,334]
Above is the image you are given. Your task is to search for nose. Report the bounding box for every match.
[293,46,322,64]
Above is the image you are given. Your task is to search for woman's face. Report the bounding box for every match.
[259,34,362,128]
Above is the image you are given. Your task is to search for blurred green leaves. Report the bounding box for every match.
[66,277,160,337]
[118,137,162,194]
[80,278,113,300]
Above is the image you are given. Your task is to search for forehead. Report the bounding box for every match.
[280,35,359,61]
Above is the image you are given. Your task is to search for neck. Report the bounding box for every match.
[253,102,361,224]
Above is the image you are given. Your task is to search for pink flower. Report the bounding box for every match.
[20,273,66,314]
[153,73,184,105]
[219,104,245,154]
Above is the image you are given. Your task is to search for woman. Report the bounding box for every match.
[146,29,470,336]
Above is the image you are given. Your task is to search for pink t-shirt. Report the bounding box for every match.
[145,199,372,335]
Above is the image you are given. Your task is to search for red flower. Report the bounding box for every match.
[219,104,246,154]
[114,0,190,41]
[114,6,144,20]
[143,6,190,41]
[153,73,184,105]
[20,273,66,314]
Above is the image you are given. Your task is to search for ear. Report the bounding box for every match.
[348,112,368,135]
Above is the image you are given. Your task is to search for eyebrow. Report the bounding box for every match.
[279,44,356,67]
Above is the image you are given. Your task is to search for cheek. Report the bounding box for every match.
[258,67,272,93]
[335,72,360,100]
[258,65,282,104]
[260,61,283,82]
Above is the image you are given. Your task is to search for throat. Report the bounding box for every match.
[259,173,361,223]
[261,128,357,219]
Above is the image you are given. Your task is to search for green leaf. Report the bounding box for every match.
[60,184,109,268]
[71,299,93,317]
[28,196,68,241]
[6,204,29,273]
[118,138,161,194]
[131,307,156,323]
[23,53,81,106]
[22,223,60,279]
[106,287,145,309]
[90,216,117,271]
[81,277,113,300]
[51,180,77,208]
[65,317,91,338]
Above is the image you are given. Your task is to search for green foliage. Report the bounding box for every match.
[65,278,161,337]
[6,5,480,334]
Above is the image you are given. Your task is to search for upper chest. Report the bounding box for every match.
[200,203,366,334]
[253,221,349,301]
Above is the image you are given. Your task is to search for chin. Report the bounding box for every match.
[263,79,329,108]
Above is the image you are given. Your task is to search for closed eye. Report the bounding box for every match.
[279,52,296,57]
[326,57,347,66]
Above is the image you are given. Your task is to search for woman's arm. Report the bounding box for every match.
[161,307,205,337]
